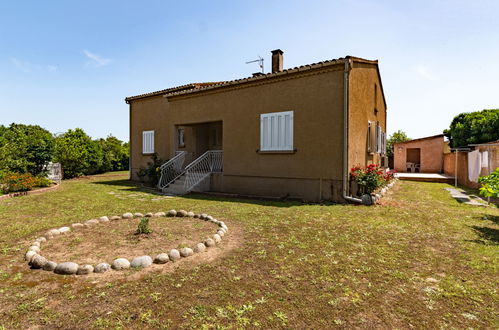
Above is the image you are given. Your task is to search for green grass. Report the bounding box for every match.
[0,172,497,329]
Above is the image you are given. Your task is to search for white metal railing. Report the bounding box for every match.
[158,151,187,190]
[184,150,223,191]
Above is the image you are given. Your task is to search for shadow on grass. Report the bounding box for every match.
[90,178,326,208]
[91,179,165,195]
[467,215,499,245]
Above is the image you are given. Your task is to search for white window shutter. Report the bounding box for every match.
[260,111,293,151]
[142,130,154,154]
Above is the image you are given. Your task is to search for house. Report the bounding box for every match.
[125,50,387,202]
[393,134,447,173]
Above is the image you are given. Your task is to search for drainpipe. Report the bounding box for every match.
[342,58,362,204]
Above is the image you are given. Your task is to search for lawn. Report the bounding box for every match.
[0,172,497,329]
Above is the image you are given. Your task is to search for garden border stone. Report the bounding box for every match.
[25,209,229,276]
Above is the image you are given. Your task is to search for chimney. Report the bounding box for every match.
[271,49,283,73]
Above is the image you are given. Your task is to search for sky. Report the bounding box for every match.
[1,0,498,141]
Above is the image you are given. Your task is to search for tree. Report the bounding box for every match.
[98,135,129,172]
[0,123,54,175]
[444,109,499,147]
[386,130,410,157]
[53,128,97,178]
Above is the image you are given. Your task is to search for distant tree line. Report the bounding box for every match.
[0,123,129,179]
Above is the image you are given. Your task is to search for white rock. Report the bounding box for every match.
[177,210,188,217]
[29,255,47,269]
[134,212,144,218]
[154,212,166,217]
[94,263,111,273]
[85,219,99,226]
[205,238,216,247]
[32,241,41,247]
[186,211,195,217]
[25,251,37,261]
[168,249,181,261]
[131,255,153,268]
[29,245,41,253]
[111,258,131,270]
[76,264,94,275]
[145,212,153,217]
[71,223,84,229]
[35,237,47,243]
[167,210,177,217]
[180,247,194,257]
[206,215,214,221]
[59,227,71,234]
[98,216,110,223]
[200,213,208,220]
[110,216,121,221]
[217,230,225,237]
[122,212,133,219]
[54,262,79,275]
[46,229,61,236]
[153,253,169,264]
[193,243,206,253]
[42,261,57,271]
[213,234,222,243]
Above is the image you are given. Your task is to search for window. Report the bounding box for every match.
[367,121,386,155]
[142,130,154,154]
[260,111,294,151]
[178,128,185,147]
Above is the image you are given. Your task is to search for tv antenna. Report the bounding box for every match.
[246,56,264,73]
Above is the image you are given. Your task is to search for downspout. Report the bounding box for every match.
[342,58,363,204]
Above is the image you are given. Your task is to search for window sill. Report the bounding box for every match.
[257,149,297,154]
[142,152,154,156]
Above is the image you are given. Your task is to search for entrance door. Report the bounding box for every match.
[406,148,421,172]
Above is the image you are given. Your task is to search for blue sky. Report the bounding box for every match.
[1,0,498,141]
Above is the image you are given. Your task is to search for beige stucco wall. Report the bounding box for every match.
[393,136,444,173]
[348,62,387,169]
[128,60,385,201]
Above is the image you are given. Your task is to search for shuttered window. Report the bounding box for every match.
[260,111,294,151]
[142,130,154,154]
[368,121,386,155]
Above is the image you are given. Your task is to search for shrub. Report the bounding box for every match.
[478,168,499,198]
[350,164,395,195]
[34,176,53,188]
[137,153,163,186]
[136,218,152,235]
[0,172,37,194]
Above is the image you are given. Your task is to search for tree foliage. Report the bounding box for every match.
[98,136,129,172]
[0,123,54,175]
[386,130,410,157]
[444,109,499,147]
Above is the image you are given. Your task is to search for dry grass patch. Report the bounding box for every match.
[41,217,217,265]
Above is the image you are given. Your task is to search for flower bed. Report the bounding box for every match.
[0,172,52,195]
[350,164,396,205]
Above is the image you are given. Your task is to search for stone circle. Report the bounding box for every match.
[25,210,229,276]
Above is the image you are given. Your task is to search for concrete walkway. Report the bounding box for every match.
[444,187,489,206]
[396,173,455,183]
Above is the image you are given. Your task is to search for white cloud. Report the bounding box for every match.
[83,50,111,67]
[11,57,58,73]
[415,65,436,81]
[11,57,31,72]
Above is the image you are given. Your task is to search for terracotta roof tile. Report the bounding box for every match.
[125,56,379,101]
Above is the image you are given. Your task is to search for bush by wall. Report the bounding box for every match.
[350,164,395,195]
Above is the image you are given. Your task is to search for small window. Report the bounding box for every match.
[260,111,293,151]
[178,128,185,147]
[142,130,154,154]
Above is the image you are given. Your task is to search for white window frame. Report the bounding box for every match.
[260,111,294,151]
[142,130,155,154]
